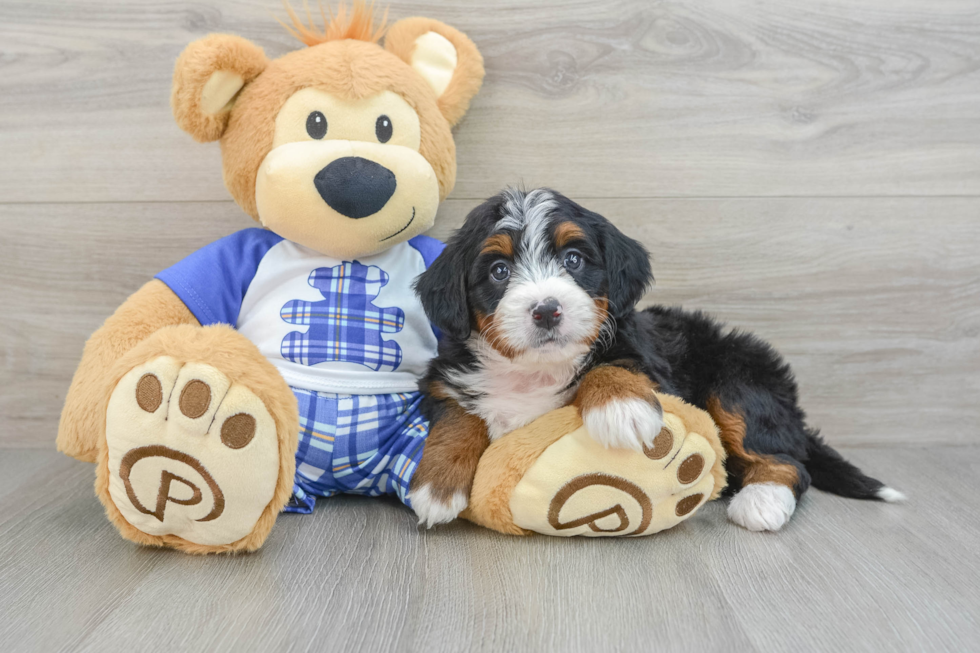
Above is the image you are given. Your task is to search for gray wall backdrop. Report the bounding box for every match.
[1,0,978,448]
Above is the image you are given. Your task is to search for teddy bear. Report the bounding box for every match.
[56,3,726,553]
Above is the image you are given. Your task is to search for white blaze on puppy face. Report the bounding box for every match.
[489,189,603,363]
[492,275,598,362]
[498,188,560,284]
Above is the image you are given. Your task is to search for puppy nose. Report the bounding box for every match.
[314,156,397,219]
[531,298,563,329]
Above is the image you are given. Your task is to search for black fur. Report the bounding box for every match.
[416,189,890,504]
[413,228,473,340]
[599,218,652,318]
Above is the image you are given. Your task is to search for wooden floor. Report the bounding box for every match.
[0,447,978,652]
[1,0,979,651]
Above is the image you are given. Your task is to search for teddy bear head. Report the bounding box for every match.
[171,3,484,259]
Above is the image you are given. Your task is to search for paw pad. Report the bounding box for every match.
[220,414,256,449]
[643,427,673,460]
[105,357,280,546]
[178,379,211,418]
[135,373,163,412]
[675,493,704,517]
[677,453,705,484]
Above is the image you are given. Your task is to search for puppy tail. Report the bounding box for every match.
[804,431,906,502]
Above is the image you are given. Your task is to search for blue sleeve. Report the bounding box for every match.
[156,228,284,327]
[407,234,445,269]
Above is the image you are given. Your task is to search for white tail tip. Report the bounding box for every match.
[877,487,907,503]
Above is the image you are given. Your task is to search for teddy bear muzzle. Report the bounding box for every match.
[255,139,440,259]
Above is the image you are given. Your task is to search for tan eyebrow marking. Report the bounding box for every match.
[554,221,586,248]
[481,233,514,258]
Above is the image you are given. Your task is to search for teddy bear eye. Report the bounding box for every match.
[375,115,392,143]
[306,111,327,140]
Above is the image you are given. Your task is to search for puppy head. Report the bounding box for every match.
[416,188,652,363]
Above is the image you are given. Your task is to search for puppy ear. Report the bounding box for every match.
[172,34,269,143]
[601,221,653,318]
[414,239,472,340]
[384,18,485,126]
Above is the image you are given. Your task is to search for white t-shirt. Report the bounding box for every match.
[157,228,444,395]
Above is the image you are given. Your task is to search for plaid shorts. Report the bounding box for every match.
[283,388,429,514]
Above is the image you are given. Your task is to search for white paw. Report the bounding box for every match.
[583,398,664,452]
[727,482,797,532]
[410,485,468,528]
[105,357,280,546]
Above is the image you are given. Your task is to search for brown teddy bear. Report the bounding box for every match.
[56,3,725,553]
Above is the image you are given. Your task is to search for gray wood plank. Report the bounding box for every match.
[0,447,976,653]
[3,197,977,448]
[0,450,66,501]
[1,0,978,203]
[705,446,980,653]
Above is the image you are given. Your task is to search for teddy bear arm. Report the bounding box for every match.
[57,279,199,462]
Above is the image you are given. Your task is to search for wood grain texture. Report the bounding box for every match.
[0,0,978,202]
[3,198,977,448]
[0,447,977,653]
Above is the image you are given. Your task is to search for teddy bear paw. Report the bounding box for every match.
[508,416,717,537]
[104,356,281,546]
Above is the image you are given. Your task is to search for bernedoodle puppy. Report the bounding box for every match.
[408,187,903,530]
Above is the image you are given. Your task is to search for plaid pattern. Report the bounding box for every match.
[283,387,429,514]
[280,262,405,371]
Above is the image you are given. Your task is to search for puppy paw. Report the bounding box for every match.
[727,482,796,532]
[582,398,664,452]
[409,485,468,528]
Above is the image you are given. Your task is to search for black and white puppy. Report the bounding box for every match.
[409,187,903,530]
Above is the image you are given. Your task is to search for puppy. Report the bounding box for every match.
[409,188,903,530]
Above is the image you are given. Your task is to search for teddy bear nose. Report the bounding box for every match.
[314,156,397,219]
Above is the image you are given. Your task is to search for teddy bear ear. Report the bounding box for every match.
[384,18,485,127]
[171,34,269,143]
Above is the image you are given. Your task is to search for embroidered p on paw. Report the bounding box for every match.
[281,262,405,371]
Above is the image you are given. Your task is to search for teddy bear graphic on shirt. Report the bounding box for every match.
[281,261,405,371]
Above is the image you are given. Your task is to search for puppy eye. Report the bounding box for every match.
[306,111,327,139]
[375,115,393,143]
[490,261,510,282]
[563,249,583,271]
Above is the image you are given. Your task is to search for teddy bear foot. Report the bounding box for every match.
[102,355,283,551]
[507,418,717,537]
[462,398,727,538]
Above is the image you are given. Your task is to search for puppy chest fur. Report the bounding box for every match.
[446,341,582,440]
